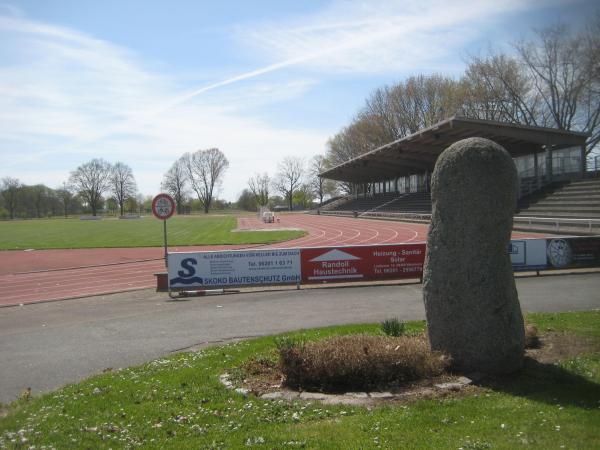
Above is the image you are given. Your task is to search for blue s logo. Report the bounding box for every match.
[170,257,203,286]
[178,258,197,277]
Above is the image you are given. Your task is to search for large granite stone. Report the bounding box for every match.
[423,137,525,374]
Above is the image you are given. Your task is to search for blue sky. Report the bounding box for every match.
[0,0,596,201]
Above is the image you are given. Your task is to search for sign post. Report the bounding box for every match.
[151,193,176,268]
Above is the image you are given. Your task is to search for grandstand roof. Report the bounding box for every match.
[320,116,589,182]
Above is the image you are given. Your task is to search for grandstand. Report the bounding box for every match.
[318,115,599,234]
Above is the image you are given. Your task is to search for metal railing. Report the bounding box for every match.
[320,210,432,222]
[513,216,600,232]
[587,154,600,176]
[320,209,600,232]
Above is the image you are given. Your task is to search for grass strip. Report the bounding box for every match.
[0,312,598,448]
[0,216,304,250]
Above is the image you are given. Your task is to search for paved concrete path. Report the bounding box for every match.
[1,272,598,404]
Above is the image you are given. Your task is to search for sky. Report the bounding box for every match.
[0,0,597,202]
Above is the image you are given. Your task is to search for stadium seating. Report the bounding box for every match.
[323,192,432,215]
[514,178,600,234]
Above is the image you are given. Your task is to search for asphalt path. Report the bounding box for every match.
[1,272,599,404]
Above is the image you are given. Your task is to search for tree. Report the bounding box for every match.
[111,162,137,217]
[236,189,256,211]
[105,197,118,214]
[30,184,48,218]
[461,20,600,154]
[308,155,338,205]
[247,173,270,208]
[1,177,21,219]
[292,183,314,209]
[162,158,188,214]
[363,74,463,140]
[515,24,600,153]
[69,159,112,216]
[272,156,304,211]
[325,74,465,176]
[56,183,75,218]
[183,148,229,214]
[460,54,542,124]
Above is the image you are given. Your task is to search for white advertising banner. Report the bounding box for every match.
[509,239,548,271]
[168,248,301,288]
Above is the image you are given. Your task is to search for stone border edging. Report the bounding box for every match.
[219,373,476,405]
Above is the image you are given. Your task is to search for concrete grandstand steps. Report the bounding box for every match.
[560,178,600,187]
[511,223,600,236]
[511,177,600,235]
[536,198,600,205]
[517,211,600,219]
[551,188,600,196]
[521,205,600,214]
[326,192,432,215]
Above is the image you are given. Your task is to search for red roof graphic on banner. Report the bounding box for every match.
[309,249,361,262]
[301,244,426,283]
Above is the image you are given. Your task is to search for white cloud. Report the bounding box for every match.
[0,12,328,201]
[234,0,572,74]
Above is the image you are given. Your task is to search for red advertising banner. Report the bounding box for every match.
[300,243,426,283]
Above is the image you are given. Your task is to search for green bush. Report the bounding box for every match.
[381,317,406,337]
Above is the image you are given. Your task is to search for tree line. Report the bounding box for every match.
[160,151,338,214]
[233,155,338,212]
[0,159,141,219]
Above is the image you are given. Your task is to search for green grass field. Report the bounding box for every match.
[0,216,304,250]
[1,311,598,449]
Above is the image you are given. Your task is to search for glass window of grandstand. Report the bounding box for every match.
[552,147,581,176]
[514,154,537,179]
[397,177,407,194]
[409,174,419,193]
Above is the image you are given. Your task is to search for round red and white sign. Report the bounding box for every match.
[152,193,175,220]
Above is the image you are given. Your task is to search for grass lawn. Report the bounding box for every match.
[0,215,304,250]
[1,311,598,449]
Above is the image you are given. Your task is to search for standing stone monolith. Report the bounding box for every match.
[423,137,525,374]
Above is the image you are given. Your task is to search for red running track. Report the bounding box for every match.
[0,214,546,307]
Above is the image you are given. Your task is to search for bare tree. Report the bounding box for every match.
[515,24,600,153]
[247,173,270,208]
[462,21,600,154]
[1,177,21,219]
[461,54,544,124]
[56,182,75,218]
[183,148,229,214]
[272,156,304,211]
[69,159,112,216]
[361,74,464,143]
[162,158,188,214]
[309,155,337,205]
[110,162,137,217]
[326,74,465,172]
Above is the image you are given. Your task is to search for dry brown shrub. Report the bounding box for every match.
[278,334,450,392]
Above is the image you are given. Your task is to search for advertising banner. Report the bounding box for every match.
[300,243,426,283]
[509,239,548,271]
[168,248,301,289]
[165,236,600,290]
[545,236,600,269]
[510,236,600,271]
